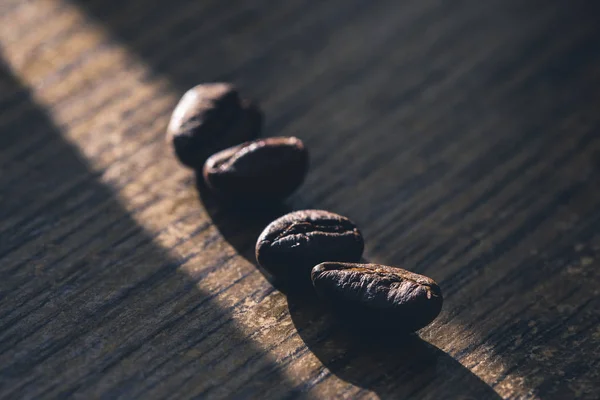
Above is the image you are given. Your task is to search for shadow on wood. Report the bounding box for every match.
[195,176,501,398]
[287,289,502,400]
[0,57,300,398]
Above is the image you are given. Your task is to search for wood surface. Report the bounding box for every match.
[1,0,600,398]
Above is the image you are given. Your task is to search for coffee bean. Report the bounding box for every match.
[166,83,262,169]
[256,210,364,283]
[203,137,308,203]
[311,262,443,333]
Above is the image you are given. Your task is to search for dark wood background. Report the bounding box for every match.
[1,0,599,398]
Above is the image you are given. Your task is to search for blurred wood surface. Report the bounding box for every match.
[1,0,599,398]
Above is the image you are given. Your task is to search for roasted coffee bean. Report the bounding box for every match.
[166,83,262,169]
[256,210,364,283]
[203,137,308,203]
[311,262,443,333]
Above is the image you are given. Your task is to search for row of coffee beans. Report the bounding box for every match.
[167,83,443,333]
[255,210,443,332]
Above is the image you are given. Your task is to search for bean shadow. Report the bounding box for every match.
[0,58,300,398]
[287,289,502,400]
[195,174,500,398]
[193,173,291,292]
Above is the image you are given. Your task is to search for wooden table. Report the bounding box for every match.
[1,0,599,398]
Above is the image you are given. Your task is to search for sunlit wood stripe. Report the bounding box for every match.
[0,0,418,180]
[0,0,446,198]
[0,0,454,253]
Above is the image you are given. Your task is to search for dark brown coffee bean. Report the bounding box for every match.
[166,83,262,169]
[203,137,308,203]
[256,210,364,283]
[311,262,443,333]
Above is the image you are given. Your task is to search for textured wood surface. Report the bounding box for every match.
[1,0,600,398]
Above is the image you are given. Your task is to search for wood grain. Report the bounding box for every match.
[1,0,599,398]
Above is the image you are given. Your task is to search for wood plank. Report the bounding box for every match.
[1,0,599,398]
